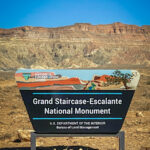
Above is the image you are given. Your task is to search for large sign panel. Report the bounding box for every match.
[15,69,140,134]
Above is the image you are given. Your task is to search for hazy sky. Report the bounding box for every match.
[0,0,149,28]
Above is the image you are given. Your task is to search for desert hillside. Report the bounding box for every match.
[0,22,150,70]
[0,22,150,149]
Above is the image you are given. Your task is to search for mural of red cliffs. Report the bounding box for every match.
[94,75,113,82]
[17,77,81,88]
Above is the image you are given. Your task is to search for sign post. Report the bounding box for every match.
[31,131,125,150]
[15,69,140,149]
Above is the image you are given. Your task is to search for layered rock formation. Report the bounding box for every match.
[0,22,150,70]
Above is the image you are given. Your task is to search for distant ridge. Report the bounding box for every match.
[0,22,150,70]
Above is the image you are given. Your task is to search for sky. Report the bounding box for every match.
[0,0,150,29]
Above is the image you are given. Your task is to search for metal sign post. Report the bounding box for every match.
[31,131,125,150]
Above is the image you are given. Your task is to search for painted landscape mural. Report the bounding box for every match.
[15,69,140,90]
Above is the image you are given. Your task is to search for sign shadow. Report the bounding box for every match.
[0,146,98,150]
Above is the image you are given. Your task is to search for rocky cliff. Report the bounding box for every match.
[0,22,150,70]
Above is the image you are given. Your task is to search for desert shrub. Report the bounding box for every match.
[8,111,15,115]
[0,133,11,141]
[12,105,17,109]
[0,47,8,54]
[17,54,36,67]
[147,81,150,85]
[0,71,15,80]
[88,51,108,65]
[142,103,150,111]
[53,54,68,63]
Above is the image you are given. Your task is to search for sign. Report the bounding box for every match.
[15,69,140,134]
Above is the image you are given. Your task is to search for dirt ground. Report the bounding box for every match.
[0,69,150,150]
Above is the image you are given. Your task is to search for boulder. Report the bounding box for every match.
[136,112,144,117]
[17,129,33,141]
